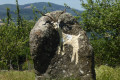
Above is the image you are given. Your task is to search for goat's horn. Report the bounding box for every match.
[63,8,66,13]
[35,10,46,16]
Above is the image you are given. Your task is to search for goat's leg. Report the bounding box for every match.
[57,27,63,55]
[71,48,76,63]
[71,47,79,64]
[61,43,65,55]
[71,41,79,64]
[75,50,79,64]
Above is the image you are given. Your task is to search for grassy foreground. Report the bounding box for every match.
[95,65,120,80]
[0,70,35,80]
[0,65,120,80]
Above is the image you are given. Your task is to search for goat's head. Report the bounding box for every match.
[41,11,81,35]
[58,13,80,35]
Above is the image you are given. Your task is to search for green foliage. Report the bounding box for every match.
[31,5,38,24]
[0,60,8,70]
[48,2,52,7]
[81,0,120,66]
[0,3,34,69]
[0,0,35,70]
[22,60,34,70]
[6,8,11,25]
[16,0,22,26]
[0,19,34,70]
[96,65,120,80]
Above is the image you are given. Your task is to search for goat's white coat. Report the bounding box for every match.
[62,32,80,64]
[54,22,80,64]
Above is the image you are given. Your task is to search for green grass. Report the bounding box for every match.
[0,65,120,80]
[96,65,120,80]
[0,70,35,80]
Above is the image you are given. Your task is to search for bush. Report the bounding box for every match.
[0,61,8,70]
[22,60,34,70]
[80,0,120,66]
[96,65,120,80]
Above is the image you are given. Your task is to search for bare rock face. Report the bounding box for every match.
[29,11,96,80]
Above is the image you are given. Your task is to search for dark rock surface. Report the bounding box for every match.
[29,11,96,80]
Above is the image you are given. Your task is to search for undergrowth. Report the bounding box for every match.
[0,65,120,80]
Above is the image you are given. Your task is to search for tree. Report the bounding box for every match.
[80,0,120,66]
[16,0,22,27]
[6,8,12,26]
[31,5,38,24]
[0,0,34,70]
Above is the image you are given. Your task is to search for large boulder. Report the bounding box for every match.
[29,11,96,80]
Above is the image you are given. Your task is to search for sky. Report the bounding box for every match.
[0,0,85,10]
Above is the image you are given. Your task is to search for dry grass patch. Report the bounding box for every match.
[0,70,35,80]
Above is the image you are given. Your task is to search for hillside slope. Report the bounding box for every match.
[0,2,83,20]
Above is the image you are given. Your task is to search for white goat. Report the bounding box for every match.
[54,22,80,64]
